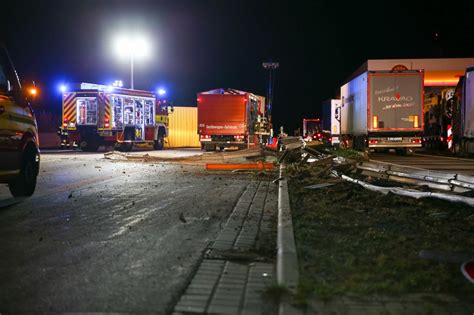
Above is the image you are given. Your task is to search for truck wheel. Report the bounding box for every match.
[9,145,39,197]
[120,130,133,152]
[88,142,100,152]
[204,143,215,152]
[153,135,164,150]
[81,139,100,152]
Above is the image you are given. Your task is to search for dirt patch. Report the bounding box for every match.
[287,165,474,302]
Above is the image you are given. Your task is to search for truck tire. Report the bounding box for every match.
[153,134,164,150]
[80,139,100,152]
[9,144,39,197]
[204,143,215,152]
[119,130,133,152]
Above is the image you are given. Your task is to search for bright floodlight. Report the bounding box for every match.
[158,88,166,96]
[112,80,123,87]
[113,33,152,89]
[114,34,151,60]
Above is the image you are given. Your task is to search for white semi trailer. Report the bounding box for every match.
[339,70,424,154]
[454,67,474,153]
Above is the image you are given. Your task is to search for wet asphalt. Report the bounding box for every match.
[0,150,250,313]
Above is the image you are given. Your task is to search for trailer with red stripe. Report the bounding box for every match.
[339,70,424,154]
[59,83,168,151]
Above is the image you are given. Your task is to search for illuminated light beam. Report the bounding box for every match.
[424,79,461,86]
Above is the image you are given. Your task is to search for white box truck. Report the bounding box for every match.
[322,99,341,144]
[339,70,424,154]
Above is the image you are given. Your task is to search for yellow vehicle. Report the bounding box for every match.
[0,45,40,197]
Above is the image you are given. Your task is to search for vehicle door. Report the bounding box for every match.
[0,47,26,172]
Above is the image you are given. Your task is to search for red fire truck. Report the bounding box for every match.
[58,83,169,151]
[197,88,271,151]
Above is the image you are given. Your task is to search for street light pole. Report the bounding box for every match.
[130,53,134,90]
[263,61,279,143]
[114,34,150,90]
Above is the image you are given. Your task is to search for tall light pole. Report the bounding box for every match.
[263,62,279,141]
[130,53,134,89]
[262,62,279,118]
[114,35,151,90]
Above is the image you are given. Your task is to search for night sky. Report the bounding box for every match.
[2,0,474,132]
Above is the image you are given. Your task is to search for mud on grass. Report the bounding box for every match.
[287,166,474,301]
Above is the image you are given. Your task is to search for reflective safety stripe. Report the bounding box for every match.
[155,115,168,123]
[0,169,20,176]
[7,113,36,126]
[62,92,77,125]
[447,124,453,150]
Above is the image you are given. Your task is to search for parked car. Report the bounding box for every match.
[0,44,40,197]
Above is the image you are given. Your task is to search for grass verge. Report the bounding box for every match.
[287,164,474,302]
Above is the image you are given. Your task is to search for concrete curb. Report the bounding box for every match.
[277,164,303,315]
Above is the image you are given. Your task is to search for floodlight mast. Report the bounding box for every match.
[262,62,279,120]
[114,35,150,90]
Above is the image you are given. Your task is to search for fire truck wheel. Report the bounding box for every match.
[153,136,164,150]
[81,140,100,152]
[119,130,134,152]
[204,143,216,151]
[119,142,133,152]
[9,145,39,197]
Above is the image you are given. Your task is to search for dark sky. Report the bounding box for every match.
[2,0,474,132]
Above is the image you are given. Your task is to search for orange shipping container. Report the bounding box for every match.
[165,106,200,148]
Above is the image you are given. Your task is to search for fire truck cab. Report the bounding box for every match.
[59,83,168,151]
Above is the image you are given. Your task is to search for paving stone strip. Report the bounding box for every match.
[173,180,277,314]
[210,181,268,252]
[173,260,274,314]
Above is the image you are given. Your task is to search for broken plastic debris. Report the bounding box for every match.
[304,183,336,189]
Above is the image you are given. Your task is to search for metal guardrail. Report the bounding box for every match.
[358,161,474,192]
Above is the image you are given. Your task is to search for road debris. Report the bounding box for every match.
[178,212,187,223]
[338,173,474,207]
[277,142,474,206]
[206,161,274,171]
[303,183,336,189]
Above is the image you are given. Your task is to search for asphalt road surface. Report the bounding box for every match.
[370,152,474,175]
[0,149,253,313]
